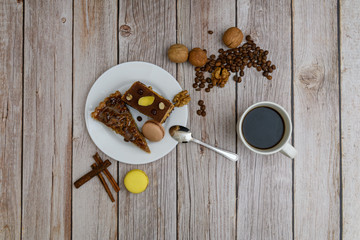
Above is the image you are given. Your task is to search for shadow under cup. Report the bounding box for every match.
[237,102,292,155]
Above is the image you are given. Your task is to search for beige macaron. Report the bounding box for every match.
[141,120,165,142]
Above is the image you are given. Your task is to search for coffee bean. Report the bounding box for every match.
[200,67,205,71]
[198,100,204,105]
[263,71,269,76]
[199,83,205,88]
[237,77,242,83]
[233,75,239,82]
[215,62,221,67]
[240,70,245,76]
[210,54,215,59]
[195,67,200,71]
[201,111,206,116]
[192,83,198,88]
[256,66,262,71]
[197,110,202,115]
[264,50,269,55]
[246,35,252,41]
[218,48,224,53]
[195,88,201,91]
[200,105,206,110]
[201,79,206,83]
[206,77,212,83]
[266,75,272,80]
[208,84,214,88]
[208,30,213,34]
[205,88,210,92]
[271,65,276,70]
[247,63,252,68]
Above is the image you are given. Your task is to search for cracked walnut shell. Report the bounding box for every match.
[172,90,191,107]
[212,67,230,88]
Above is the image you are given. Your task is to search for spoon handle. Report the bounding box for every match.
[191,138,239,161]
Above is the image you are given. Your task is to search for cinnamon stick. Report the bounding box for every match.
[74,160,111,188]
[93,153,120,192]
[91,163,115,202]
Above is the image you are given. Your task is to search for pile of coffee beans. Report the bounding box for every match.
[196,100,206,116]
[193,35,276,117]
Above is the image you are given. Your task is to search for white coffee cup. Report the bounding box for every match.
[237,101,297,159]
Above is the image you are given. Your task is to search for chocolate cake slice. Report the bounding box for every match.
[91,91,150,153]
[121,81,174,123]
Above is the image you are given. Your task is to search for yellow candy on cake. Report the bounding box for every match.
[124,169,149,194]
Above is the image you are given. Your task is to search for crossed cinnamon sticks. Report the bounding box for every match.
[74,152,120,202]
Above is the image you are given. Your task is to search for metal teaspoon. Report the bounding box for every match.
[169,125,239,162]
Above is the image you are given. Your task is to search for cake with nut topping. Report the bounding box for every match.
[121,81,174,123]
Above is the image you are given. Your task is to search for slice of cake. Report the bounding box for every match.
[91,91,150,153]
[121,81,174,123]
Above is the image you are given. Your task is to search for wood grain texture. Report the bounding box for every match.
[0,1,23,239]
[22,0,73,239]
[177,0,237,239]
[236,0,293,239]
[293,0,340,239]
[72,0,118,239]
[117,0,177,239]
[340,0,360,239]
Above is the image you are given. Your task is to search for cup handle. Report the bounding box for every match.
[280,143,297,159]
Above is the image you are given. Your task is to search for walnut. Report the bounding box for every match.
[222,27,243,48]
[172,90,191,107]
[168,44,189,63]
[188,48,207,67]
[211,67,230,88]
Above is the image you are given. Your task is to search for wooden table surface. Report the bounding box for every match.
[1,0,359,239]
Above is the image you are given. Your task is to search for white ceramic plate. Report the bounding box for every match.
[85,61,188,164]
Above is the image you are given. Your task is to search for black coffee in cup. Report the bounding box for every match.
[241,107,285,149]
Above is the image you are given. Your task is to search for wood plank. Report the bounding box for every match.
[22,0,73,239]
[72,0,118,239]
[177,1,237,239]
[236,0,293,239]
[293,0,340,239]
[117,0,177,239]
[0,1,23,239]
[340,0,360,238]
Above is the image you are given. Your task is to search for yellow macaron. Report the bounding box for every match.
[124,169,149,194]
